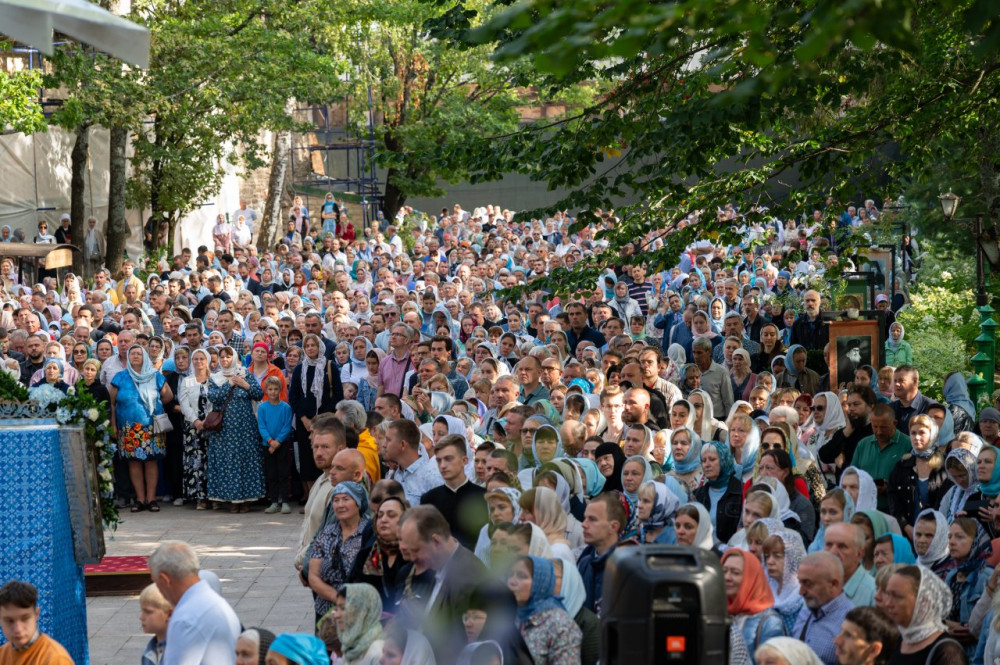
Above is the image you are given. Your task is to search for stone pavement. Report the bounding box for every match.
[86,504,315,665]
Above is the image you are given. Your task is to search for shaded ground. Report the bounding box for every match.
[86,504,315,664]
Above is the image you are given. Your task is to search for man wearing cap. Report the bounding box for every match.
[979,408,1000,447]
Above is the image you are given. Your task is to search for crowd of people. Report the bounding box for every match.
[0,197,997,665]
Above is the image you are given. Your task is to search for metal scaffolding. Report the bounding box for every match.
[289,92,382,235]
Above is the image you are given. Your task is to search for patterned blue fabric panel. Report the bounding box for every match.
[0,420,89,665]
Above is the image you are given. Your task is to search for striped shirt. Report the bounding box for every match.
[378,350,412,396]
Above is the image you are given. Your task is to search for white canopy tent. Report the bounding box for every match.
[0,0,149,68]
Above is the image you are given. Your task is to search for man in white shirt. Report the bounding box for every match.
[385,419,442,506]
[150,540,240,665]
[231,200,259,232]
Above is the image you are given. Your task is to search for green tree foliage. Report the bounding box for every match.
[47,0,345,249]
[426,0,1000,297]
[318,0,553,221]
[0,69,46,136]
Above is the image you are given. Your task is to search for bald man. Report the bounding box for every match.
[560,421,587,457]
[330,449,366,487]
[622,387,663,431]
[794,552,852,665]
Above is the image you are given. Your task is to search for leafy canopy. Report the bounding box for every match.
[425,0,1000,297]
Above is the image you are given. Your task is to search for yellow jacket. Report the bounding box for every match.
[357,428,381,483]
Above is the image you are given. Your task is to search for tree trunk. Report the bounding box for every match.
[258,99,295,252]
[382,167,406,223]
[106,125,130,276]
[70,123,90,275]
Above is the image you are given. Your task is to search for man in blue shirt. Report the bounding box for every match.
[794,552,854,665]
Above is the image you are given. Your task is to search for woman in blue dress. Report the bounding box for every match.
[109,345,173,513]
[207,346,265,512]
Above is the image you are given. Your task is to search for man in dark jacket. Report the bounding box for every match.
[577,492,626,615]
[399,505,488,662]
[790,289,829,351]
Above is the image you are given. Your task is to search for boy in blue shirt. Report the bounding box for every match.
[257,376,294,514]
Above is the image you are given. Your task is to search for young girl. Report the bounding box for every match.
[257,377,294,515]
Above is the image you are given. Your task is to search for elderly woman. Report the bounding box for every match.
[179,349,214,509]
[235,628,276,665]
[693,440,744,543]
[109,345,173,513]
[309,482,375,623]
[207,346,265,513]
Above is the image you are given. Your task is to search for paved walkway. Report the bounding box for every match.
[86,504,315,665]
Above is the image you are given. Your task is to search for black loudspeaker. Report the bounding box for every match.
[600,546,729,665]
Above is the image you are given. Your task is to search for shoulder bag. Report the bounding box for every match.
[202,385,234,432]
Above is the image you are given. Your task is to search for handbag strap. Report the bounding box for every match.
[219,384,235,410]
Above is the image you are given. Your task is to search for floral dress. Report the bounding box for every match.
[112,371,166,461]
[206,374,265,502]
[183,382,210,501]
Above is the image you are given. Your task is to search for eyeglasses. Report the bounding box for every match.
[521,427,540,437]
[811,406,826,412]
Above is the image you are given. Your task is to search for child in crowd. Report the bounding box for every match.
[139,584,172,665]
[257,376,294,514]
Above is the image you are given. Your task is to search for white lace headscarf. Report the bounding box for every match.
[897,566,952,644]
[768,529,806,618]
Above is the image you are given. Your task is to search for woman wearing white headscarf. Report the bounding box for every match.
[689,389,727,443]
[839,466,878,512]
[109,344,173,512]
[207,346,265,512]
[804,391,846,462]
[178,348,215,509]
[675,502,718,552]
[762,529,806,634]
[381,628,436,665]
[883,565,965,664]
[551,557,599,665]
[912,509,952,579]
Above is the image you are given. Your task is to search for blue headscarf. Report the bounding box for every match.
[671,427,703,475]
[944,372,977,421]
[125,344,161,417]
[532,425,565,467]
[729,419,761,483]
[575,458,607,498]
[515,556,565,623]
[702,440,736,489]
[979,447,1000,498]
[331,481,369,516]
[784,344,805,378]
[42,357,64,378]
[269,634,329,665]
[639,480,680,541]
[888,533,917,565]
[709,297,727,333]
